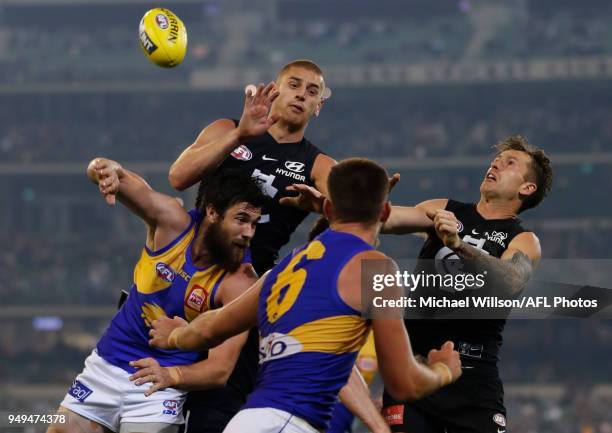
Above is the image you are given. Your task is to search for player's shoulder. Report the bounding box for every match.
[223,263,258,285]
[509,231,541,251]
[200,118,236,137]
[343,250,399,275]
[216,263,258,306]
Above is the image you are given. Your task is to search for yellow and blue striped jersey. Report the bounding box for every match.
[244,229,372,430]
[97,210,228,372]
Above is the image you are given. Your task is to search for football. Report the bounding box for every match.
[138,8,187,68]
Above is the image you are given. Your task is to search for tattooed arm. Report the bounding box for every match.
[426,209,541,297]
[454,232,541,296]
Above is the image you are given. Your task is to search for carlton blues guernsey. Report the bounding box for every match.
[383,200,527,433]
[406,199,527,364]
[185,124,323,432]
[244,229,372,430]
[208,121,323,274]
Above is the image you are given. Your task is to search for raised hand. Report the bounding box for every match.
[237,82,280,141]
[280,184,325,213]
[426,209,462,249]
[89,158,123,205]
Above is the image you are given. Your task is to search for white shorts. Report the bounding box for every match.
[222,408,321,433]
[60,349,186,432]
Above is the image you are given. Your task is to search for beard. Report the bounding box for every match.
[203,221,245,273]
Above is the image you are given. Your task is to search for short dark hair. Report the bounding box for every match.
[495,135,553,212]
[327,158,389,224]
[195,171,267,216]
[277,59,324,82]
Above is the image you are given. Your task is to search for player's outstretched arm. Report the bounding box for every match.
[87,157,190,247]
[382,198,448,235]
[427,208,541,296]
[169,82,280,190]
[150,272,266,352]
[339,250,461,402]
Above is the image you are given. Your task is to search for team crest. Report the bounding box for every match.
[231,145,252,161]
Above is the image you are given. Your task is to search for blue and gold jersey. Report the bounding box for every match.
[244,229,373,430]
[97,210,227,373]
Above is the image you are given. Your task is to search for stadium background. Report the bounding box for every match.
[0,0,611,432]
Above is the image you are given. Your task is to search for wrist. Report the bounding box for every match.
[166,366,183,388]
[449,238,464,251]
[168,327,184,350]
[234,125,248,143]
[430,362,453,387]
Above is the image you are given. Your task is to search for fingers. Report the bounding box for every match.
[93,158,108,171]
[129,358,156,370]
[129,368,153,383]
[144,383,163,397]
[278,197,298,207]
[265,113,280,128]
[389,173,401,191]
[441,341,454,351]
[261,81,276,99]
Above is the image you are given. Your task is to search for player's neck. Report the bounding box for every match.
[476,198,518,220]
[190,225,216,268]
[329,222,379,246]
[268,121,306,143]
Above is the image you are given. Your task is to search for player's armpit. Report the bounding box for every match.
[169,118,239,191]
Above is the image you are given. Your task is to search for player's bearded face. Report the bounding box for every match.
[205,203,260,272]
[481,150,532,200]
[272,67,324,127]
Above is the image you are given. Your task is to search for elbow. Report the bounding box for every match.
[168,166,187,191]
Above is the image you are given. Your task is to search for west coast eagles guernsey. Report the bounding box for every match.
[97,210,228,373]
[244,229,372,430]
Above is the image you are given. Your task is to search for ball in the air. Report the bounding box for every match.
[139,8,188,68]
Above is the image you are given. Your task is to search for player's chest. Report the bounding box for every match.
[135,257,221,320]
[225,142,313,193]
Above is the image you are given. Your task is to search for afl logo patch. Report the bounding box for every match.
[185,285,208,312]
[285,161,305,173]
[155,13,169,29]
[231,145,252,161]
[456,220,464,233]
[493,413,506,427]
[155,262,175,282]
